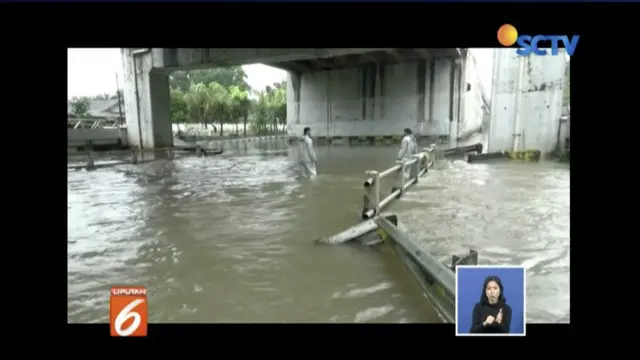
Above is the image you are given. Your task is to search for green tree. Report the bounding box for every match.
[169,67,251,92]
[272,80,286,91]
[207,82,231,136]
[264,84,287,132]
[168,68,287,136]
[184,83,211,128]
[271,86,287,131]
[170,88,189,129]
[69,96,91,118]
[253,91,270,134]
[169,71,191,92]
[229,86,251,135]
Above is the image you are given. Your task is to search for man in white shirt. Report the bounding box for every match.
[397,128,418,180]
[297,127,317,177]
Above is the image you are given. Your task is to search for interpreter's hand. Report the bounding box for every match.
[483,315,495,326]
[496,309,503,324]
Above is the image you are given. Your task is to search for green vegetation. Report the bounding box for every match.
[69,90,124,118]
[69,97,91,118]
[68,67,288,136]
[169,67,287,136]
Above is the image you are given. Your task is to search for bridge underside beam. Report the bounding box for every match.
[267,48,460,73]
[119,48,469,149]
[161,48,393,72]
[159,48,462,73]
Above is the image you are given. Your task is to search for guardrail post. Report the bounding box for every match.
[84,141,95,169]
[421,150,430,173]
[392,160,406,199]
[411,154,422,183]
[362,170,380,219]
[423,146,434,172]
[429,143,445,162]
[196,145,207,157]
[450,249,479,271]
[130,149,138,164]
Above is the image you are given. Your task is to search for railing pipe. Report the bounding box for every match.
[362,144,437,220]
[361,170,381,219]
[378,164,402,179]
[378,189,401,209]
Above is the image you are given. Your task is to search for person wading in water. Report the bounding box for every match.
[297,127,317,178]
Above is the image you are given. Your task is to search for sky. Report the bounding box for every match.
[67,48,495,99]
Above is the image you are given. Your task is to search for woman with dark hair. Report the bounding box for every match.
[469,275,512,334]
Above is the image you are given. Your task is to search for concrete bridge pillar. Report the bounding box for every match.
[374,63,384,121]
[449,58,462,146]
[121,48,172,149]
[286,72,302,127]
[487,51,566,154]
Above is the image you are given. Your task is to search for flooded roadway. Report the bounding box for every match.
[67,140,570,323]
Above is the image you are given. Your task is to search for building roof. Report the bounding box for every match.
[67,99,124,118]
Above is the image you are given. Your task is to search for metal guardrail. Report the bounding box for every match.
[69,118,123,129]
[362,145,436,220]
[315,145,436,245]
[67,141,202,171]
[375,216,478,323]
[467,149,541,163]
[443,143,483,157]
[315,142,481,322]
[68,135,287,171]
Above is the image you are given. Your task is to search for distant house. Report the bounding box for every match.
[67,99,125,121]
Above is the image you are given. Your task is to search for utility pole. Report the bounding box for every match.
[115,73,124,126]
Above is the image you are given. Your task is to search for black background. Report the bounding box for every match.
[1,0,628,346]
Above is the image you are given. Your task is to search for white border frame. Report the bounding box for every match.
[455,265,527,337]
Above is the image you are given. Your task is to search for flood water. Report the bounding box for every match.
[67,139,570,323]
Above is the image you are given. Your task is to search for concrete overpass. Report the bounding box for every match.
[121,48,486,149]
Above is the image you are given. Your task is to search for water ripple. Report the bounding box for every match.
[392,160,570,323]
[68,146,569,324]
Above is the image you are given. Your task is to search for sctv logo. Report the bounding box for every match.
[497,24,579,56]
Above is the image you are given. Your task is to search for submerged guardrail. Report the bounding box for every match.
[375,216,477,322]
[316,142,481,322]
[443,143,483,157]
[67,140,221,171]
[467,149,541,163]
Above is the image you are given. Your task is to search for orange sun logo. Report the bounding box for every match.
[497,24,518,46]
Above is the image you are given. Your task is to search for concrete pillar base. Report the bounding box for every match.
[122,49,172,150]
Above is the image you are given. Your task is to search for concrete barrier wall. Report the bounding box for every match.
[287,59,487,140]
[193,135,289,150]
[558,117,570,152]
[488,49,566,153]
[459,51,489,140]
[287,61,454,138]
[171,124,285,137]
[287,120,421,138]
[68,128,128,147]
